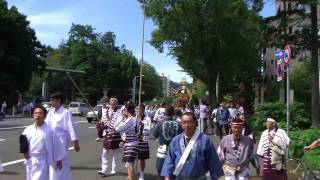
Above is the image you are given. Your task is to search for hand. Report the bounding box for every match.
[24,151,30,160]
[74,140,80,152]
[119,141,125,148]
[56,160,62,170]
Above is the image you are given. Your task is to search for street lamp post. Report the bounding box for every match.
[132,75,144,104]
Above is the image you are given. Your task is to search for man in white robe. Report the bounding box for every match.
[21,105,66,180]
[45,92,80,180]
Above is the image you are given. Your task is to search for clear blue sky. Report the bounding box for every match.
[6,0,276,83]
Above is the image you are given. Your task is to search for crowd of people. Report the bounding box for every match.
[3,92,318,180]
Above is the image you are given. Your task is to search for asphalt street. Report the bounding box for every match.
[0,116,258,180]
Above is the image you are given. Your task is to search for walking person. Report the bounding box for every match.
[21,105,66,180]
[153,105,183,180]
[97,97,122,177]
[217,118,259,180]
[199,100,209,133]
[216,102,231,139]
[115,102,138,180]
[45,92,80,180]
[161,112,224,180]
[256,116,290,180]
[135,104,152,180]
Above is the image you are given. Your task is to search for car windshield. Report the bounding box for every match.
[69,104,78,108]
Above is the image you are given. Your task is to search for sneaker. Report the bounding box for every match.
[95,137,100,141]
[97,170,108,176]
[109,170,116,175]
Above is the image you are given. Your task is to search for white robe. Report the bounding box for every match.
[22,123,66,180]
[45,106,79,180]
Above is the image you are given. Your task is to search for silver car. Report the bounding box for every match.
[86,105,102,123]
[68,102,90,116]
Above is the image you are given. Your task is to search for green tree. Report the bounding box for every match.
[0,0,46,106]
[141,0,263,106]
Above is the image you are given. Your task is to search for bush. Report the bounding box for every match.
[289,129,320,170]
[249,102,311,136]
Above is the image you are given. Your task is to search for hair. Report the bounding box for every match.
[32,105,48,117]
[125,102,135,115]
[174,109,182,117]
[230,117,244,125]
[165,105,175,117]
[182,112,198,126]
[161,102,167,107]
[50,92,64,103]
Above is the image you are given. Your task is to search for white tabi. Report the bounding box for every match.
[22,123,66,180]
[45,106,79,180]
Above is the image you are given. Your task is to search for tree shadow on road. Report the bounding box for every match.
[0,171,19,175]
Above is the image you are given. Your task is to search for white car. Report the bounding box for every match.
[41,102,52,112]
[86,105,102,123]
[68,102,90,116]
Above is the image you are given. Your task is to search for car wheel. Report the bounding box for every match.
[88,119,92,123]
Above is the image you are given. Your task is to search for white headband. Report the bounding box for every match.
[267,118,277,123]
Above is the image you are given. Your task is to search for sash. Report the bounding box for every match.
[173,130,200,176]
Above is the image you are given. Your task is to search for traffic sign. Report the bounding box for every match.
[284,46,291,65]
[275,50,283,60]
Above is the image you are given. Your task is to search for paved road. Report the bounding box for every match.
[0,116,258,180]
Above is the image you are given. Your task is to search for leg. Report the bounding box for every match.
[111,148,121,173]
[218,124,223,139]
[101,148,110,174]
[139,159,145,180]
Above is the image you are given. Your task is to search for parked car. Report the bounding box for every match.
[68,102,90,116]
[86,105,103,123]
[41,102,52,112]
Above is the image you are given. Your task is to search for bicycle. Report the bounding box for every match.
[286,147,320,180]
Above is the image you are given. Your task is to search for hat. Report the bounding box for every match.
[230,118,244,126]
[266,117,278,124]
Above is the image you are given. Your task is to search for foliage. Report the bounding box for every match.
[249,102,311,136]
[41,24,162,105]
[141,0,263,105]
[289,129,320,170]
[0,0,46,106]
[291,59,312,111]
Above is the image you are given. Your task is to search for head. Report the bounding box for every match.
[125,102,135,116]
[238,114,246,123]
[266,116,278,130]
[230,118,244,138]
[109,97,118,109]
[174,109,182,118]
[136,104,145,118]
[50,92,63,109]
[181,112,197,137]
[33,105,47,125]
[219,102,225,108]
[165,105,175,118]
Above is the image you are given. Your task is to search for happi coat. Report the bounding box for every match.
[161,133,224,180]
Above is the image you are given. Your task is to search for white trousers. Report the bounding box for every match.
[53,155,71,180]
[225,167,249,180]
[25,156,49,180]
[101,148,121,173]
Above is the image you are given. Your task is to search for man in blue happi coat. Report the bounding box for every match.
[161,112,224,180]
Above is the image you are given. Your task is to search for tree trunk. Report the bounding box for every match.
[207,62,218,106]
[310,3,320,128]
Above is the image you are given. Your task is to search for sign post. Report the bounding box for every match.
[284,46,291,135]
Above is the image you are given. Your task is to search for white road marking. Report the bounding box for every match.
[0,126,27,130]
[2,159,24,167]
[0,139,6,142]
[75,120,87,124]
[3,147,75,167]
[88,126,95,129]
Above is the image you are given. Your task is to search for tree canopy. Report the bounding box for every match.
[141,0,263,106]
[0,0,46,105]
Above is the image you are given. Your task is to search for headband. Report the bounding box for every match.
[267,118,277,123]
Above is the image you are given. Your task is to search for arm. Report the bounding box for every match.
[206,138,224,180]
[115,117,135,133]
[153,123,161,138]
[65,111,80,152]
[305,138,320,150]
[160,140,176,177]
